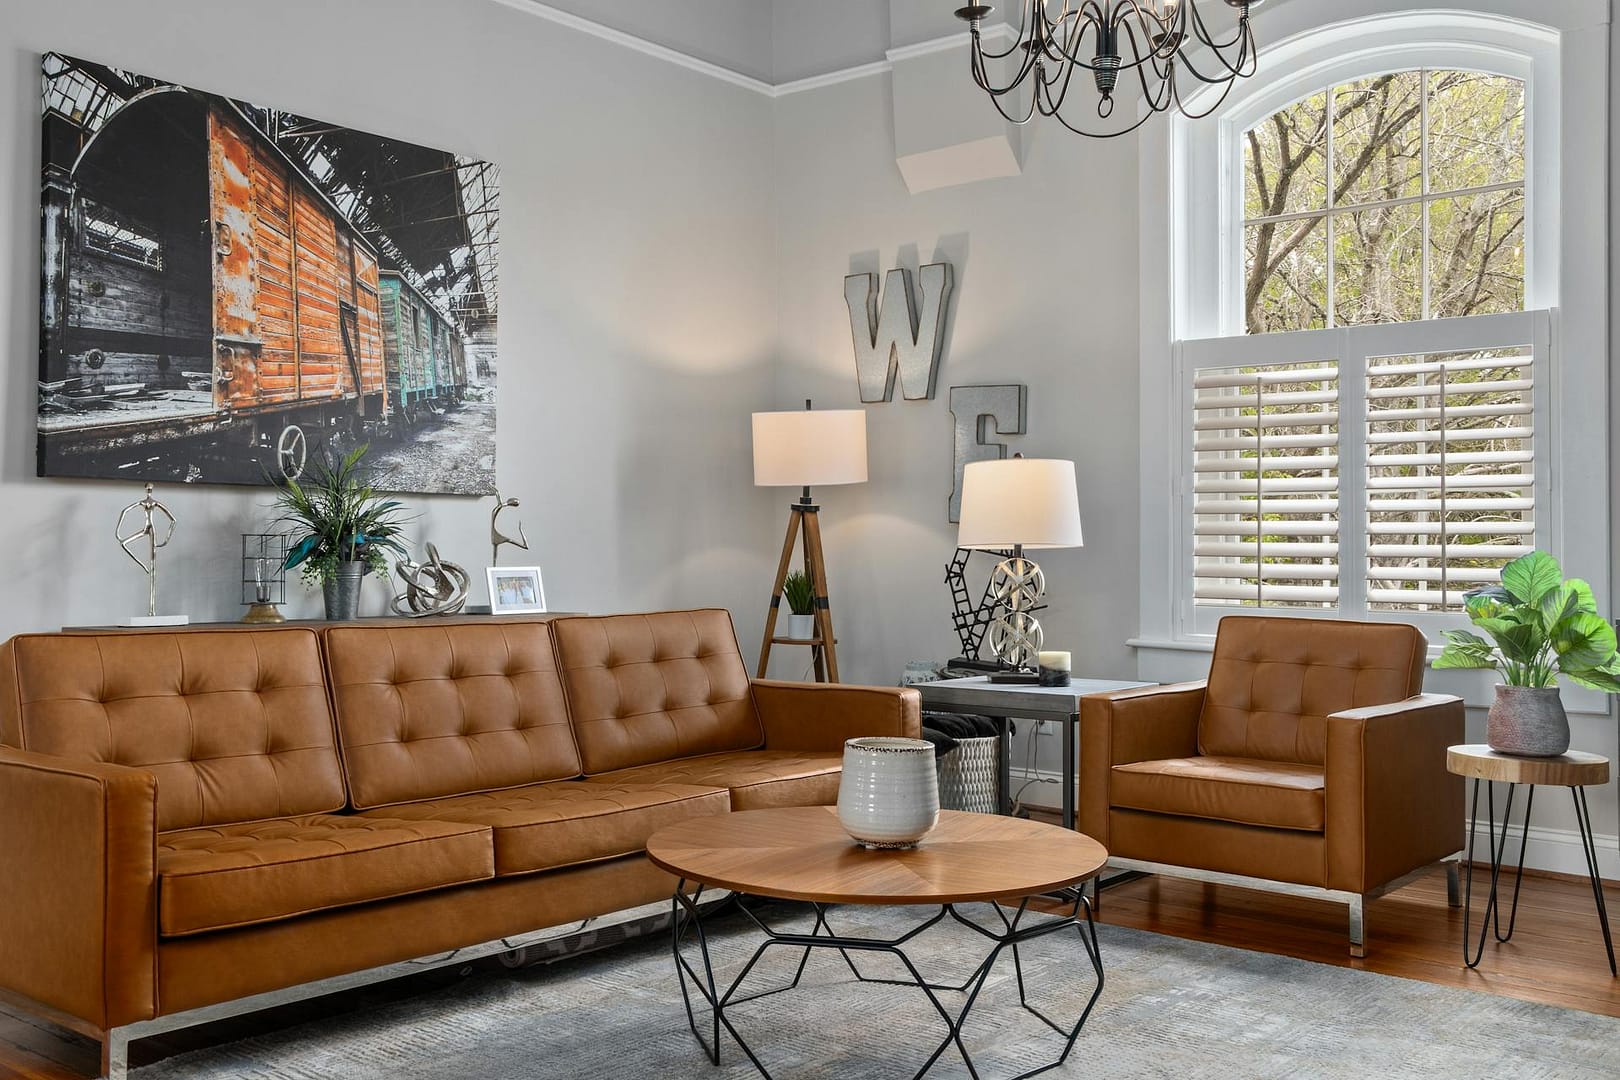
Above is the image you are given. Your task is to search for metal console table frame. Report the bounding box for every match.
[916,676,1152,830]
[670,886,1104,1080]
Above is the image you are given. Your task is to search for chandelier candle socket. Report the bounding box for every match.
[956,1,1260,137]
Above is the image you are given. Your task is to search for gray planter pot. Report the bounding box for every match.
[323,562,365,621]
[1486,684,1570,757]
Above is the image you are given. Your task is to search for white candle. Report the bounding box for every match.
[1038,650,1071,673]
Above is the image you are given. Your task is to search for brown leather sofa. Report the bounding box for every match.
[1080,616,1465,956]
[0,609,918,1077]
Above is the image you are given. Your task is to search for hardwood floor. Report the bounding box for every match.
[3,865,1615,1078]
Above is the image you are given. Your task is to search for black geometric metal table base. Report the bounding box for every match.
[1462,779,1616,975]
[670,883,1105,1080]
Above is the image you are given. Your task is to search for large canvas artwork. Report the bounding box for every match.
[38,53,499,494]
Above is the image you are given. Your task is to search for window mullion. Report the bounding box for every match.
[1325,83,1337,329]
[1421,68,1432,321]
[1339,330,1368,617]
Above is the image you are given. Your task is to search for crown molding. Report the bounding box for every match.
[488,0,775,95]
[490,0,1012,99]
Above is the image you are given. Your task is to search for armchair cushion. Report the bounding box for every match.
[1201,617,1426,765]
[1110,756,1326,832]
[584,750,842,810]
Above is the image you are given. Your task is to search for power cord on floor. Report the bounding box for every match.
[1010,720,1058,818]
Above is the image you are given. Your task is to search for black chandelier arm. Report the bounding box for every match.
[969,34,1043,113]
[1173,64,1243,119]
[1174,23,1256,85]
[1043,92,1164,138]
[1186,6,1260,74]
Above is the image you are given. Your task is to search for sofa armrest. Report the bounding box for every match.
[1079,681,1205,843]
[0,748,159,1030]
[1324,693,1465,895]
[751,680,921,752]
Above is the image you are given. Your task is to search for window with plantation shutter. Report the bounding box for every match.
[1179,312,1547,631]
[1192,359,1340,608]
[1365,348,1535,611]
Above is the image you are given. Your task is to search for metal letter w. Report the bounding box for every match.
[844,263,953,403]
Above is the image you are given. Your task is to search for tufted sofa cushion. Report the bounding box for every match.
[551,611,763,775]
[324,622,580,810]
[358,780,730,876]
[157,814,494,936]
[0,630,344,831]
[1199,616,1426,765]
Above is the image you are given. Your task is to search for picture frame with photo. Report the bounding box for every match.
[486,566,546,615]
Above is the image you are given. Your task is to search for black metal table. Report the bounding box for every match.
[917,676,1152,829]
[647,807,1110,1080]
[1448,744,1615,975]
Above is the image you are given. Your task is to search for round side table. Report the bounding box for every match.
[1446,744,1614,975]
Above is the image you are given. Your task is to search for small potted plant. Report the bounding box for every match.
[782,570,817,640]
[274,444,410,620]
[1434,551,1620,756]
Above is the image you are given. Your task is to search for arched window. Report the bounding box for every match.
[1244,69,1525,334]
[1137,3,1608,652]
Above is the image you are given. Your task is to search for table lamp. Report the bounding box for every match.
[956,456,1084,673]
[752,401,868,683]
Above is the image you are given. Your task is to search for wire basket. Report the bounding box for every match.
[937,735,999,814]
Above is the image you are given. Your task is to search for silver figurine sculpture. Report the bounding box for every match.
[115,483,177,618]
[490,491,529,567]
[390,543,472,617]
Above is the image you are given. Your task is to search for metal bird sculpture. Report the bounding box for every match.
[490,491,529,567]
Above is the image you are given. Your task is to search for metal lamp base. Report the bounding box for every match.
[988,553,1046,670]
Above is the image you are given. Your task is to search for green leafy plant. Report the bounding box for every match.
[274,444,411,587]
[782,570,815,617]
[1433,551,1620,692]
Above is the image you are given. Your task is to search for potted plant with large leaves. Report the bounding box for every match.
[1434,551,1620,756]
[274,444,410,620]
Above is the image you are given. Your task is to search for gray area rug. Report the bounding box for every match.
[137,903,1620,1079]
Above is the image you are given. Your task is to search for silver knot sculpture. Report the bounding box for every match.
[390,543,471,617]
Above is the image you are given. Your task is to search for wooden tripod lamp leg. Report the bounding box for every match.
[802,509,839,683]
[757,508,803,678]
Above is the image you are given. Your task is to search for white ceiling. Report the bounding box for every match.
[519,0,972,85]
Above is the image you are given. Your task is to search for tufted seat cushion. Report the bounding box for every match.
[551,611,765,775]
[1110,756,1326,832]
[359,780,730,876]
[323,622,581,809]
[156,814,494,937]
[585,750,844,810]
[1199,617,1426,765]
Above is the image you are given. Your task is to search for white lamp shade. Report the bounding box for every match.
[957,458,1084,550]
[752,409,868,487]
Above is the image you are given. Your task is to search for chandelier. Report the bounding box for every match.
[955,1,1260,137]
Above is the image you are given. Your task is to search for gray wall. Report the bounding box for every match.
[769,75,1141,786]
[0,0,779,638]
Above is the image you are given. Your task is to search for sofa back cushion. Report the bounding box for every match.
[0,629,343,830]
[551,610,762,774]
[1200,616,1426,766]
[324,622,579,809]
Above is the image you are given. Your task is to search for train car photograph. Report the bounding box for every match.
[38,52,499,494]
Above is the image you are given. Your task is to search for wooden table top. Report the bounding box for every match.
[646,806,1108,905]
[1446,744,1610,787]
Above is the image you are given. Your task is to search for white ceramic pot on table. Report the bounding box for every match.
[837,737,940,849]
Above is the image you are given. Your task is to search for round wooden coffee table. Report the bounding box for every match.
[647,806,1109,1080]
[1447,744,1614,975]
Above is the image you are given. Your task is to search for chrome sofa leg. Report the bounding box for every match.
[1348,894,1366,958]
[1446,859,1462,908]
[101,1029,129,1080]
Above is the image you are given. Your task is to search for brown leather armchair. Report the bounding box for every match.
[1081,616,1465,956]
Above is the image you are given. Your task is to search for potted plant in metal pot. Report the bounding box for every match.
[1434,551,1620,756]
[782,570,817,640]
[274,444,410,620]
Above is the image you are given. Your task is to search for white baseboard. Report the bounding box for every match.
[1009,766,1620,882]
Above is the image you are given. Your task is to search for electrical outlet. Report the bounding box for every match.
[1036,719,1056,737]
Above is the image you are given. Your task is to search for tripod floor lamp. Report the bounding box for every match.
[753,402,868,683]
